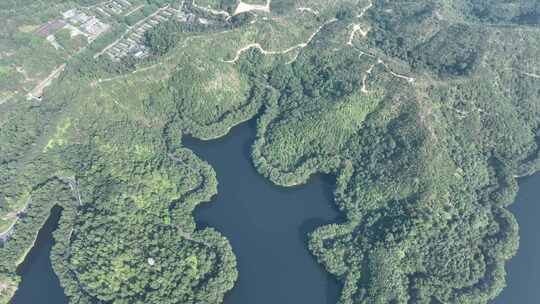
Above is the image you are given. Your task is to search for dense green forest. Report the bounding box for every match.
[1,0,540,303]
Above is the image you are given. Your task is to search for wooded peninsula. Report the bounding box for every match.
[1,0,539,303]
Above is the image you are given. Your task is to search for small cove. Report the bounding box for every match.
[9,120,540,304]
[10,206,68,304]
[185,120,341,304]
[492,172,540,304]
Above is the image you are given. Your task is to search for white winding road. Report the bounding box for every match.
[224,18,337,63]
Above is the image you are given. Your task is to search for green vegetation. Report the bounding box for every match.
[1,0,540,303]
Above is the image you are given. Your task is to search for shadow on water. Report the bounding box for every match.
[185,120,342,304]
[10,205,68,304]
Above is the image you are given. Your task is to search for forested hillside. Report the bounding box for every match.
[1,0,539,303]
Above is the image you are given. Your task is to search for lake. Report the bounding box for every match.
[185,121,340,304]
[10,120,540,304]
[492,172,540,304]
[10,206,68,304]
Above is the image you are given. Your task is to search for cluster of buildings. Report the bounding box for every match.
[92,0,135,18]
[35,0,137,47]
[35,8,110,46]
[105,6,189,60]
[61,9,111,42]
[34,0,136,46]
[33,0,202,62]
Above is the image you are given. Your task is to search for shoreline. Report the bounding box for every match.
[3,208,60,304]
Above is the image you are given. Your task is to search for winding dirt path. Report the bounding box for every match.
[95,62,164,85]
[358,0,373,18]
[359,56,415,94]
[27,64,66,101]
[379,59,415,83]
[347,0,415,91]
[0,197,32,242]
[225,18,337,63]
[347,24,370,46]
[346,0,373,46]
[361,62,376,93]
[297,7,319,15]
[520,71,540,79]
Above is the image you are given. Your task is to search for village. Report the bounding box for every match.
[35,5,115,46]
[101,4,189,61]
[25,1,188,100]
[27,2,127,100]
[38,0,196,62]
[3,0,222,103]
[28,8,112,101]
[90,0,137,17]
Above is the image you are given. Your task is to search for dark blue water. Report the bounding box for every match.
[10,120,540,304]
[492,173,540,304]
[10,206,68,304]
[186,121,341,304]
